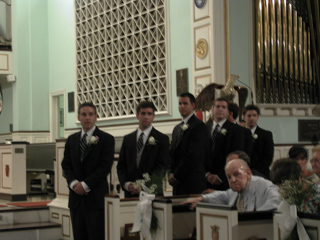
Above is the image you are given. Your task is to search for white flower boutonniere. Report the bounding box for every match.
[148,136,157,145]
[220,128,227,135]
[88,136,99,145]
[253,134,258,140]
[181,123,189,131]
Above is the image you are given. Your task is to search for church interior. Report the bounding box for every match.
[0,0,320,239]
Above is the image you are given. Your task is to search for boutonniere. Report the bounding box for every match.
[147,136,157,145]
[88,136,99,145]
[220,128,227,135]
[252,134,258,141]
[181,123,189,131]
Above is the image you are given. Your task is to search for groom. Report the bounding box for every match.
[61,102,115,240]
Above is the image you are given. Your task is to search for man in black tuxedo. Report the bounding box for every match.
[206,98,250,190]
[243,105,274,178]
[168,92,210,195]
[228,102,253,156]
[61,102,115,240]
[117,101,169,198]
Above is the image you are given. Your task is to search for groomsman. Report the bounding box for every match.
[243,105,274,178]
[117,101,169,198]
[227,102,240,124]
[61,102,115,240]
[228,102,253,157]
[206,98,250,190]
[168,92,210,195]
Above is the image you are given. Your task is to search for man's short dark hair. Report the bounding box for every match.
[179,92,196,104]
[78,102,97,115]
[213,97,230,108]
[288,145,308,160]
[228,102,239,119]
[136,101,156,114]
[227,150,251,165]
[270,158,301,185]
[243,105,260,116]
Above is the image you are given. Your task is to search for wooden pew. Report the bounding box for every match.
[196,202,274,240]
[152,196,197,240]
[105,194,140,240]
[273,211,320,240]
[105,195,199,240]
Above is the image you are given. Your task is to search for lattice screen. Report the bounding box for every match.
[75,0,168,119]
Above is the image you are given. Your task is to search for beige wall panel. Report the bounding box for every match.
[0,54,8,70]
[194,0,210,22]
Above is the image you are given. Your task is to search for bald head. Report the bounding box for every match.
[225,159,252,193]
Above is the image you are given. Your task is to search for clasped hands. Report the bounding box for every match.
[73,182,87,195]
[168,173,178,186]
[206,173,221,185]
[128,183,140,195]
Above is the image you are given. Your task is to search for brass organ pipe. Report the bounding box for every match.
[270,0,277,103]
[264,0,271,102]
[287,3,294,103]
[303,23,309,103]
[276,0,283,103]
[256,0,264,103]
[314,0,320,95]
[308,31,313,102]
[298,17,304,103]
[282,0,288,103]
[293,10,299,103]
[307,0,320,101]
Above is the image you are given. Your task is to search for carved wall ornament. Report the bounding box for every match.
[211,225,220,240]
[196,38,208,59]
[5,165,9,177]
[221,74,239,101]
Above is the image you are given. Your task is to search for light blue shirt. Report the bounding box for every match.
[202,175,280,211]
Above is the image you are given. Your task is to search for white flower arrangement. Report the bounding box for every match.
[220,128,227,135]
[181,123,189,131]
[148,136,157,145]
[88,136,99,145]
[132,171,165,236]
[132,173,159,194]
[253,134,258,140]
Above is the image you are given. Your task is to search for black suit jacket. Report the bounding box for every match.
[61,127,115,209]
[117,127,169,198]
[250,126,274,178]
[169,115,210,195]
[206,120,251,190]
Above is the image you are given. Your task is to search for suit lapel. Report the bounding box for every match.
[128,130,139,170]
[74,131,82,162]
[171,123,182,151]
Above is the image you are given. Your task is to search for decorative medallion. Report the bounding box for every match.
[196,38,208,59]
[195,0,206,8]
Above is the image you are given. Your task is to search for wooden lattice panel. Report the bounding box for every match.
[75,0,168,119]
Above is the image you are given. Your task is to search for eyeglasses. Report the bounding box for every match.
[310,158,320,164]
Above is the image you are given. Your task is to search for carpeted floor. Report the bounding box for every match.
[7,201,51,207]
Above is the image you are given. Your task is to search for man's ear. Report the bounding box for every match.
[246,168,252,177]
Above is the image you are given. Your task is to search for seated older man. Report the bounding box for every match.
[185,159,280,212]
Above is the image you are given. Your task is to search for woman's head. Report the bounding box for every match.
[270,158,301,185]
[288,146,308,171]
